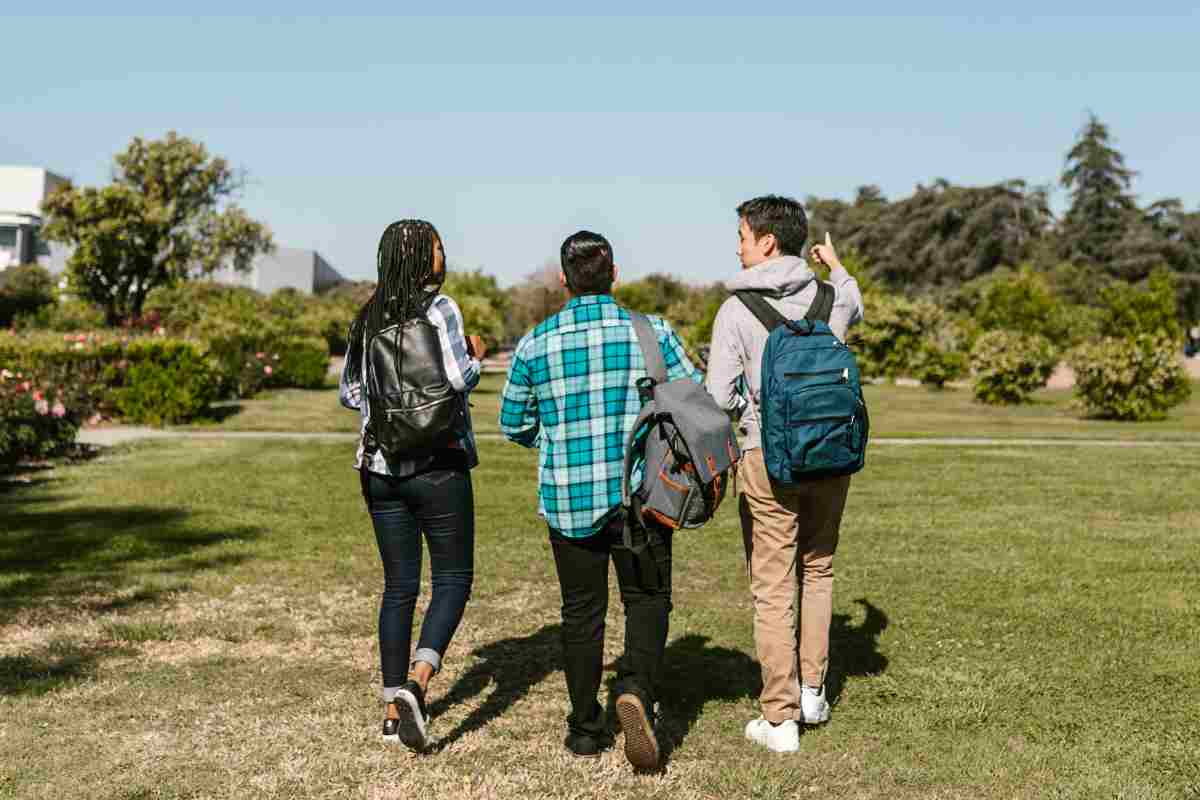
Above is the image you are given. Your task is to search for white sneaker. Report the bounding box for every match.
[744,717,800,753]
[800,685,830,725]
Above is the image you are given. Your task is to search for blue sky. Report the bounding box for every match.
[6,5,1199,284]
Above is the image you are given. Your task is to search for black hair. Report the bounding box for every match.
[560,230,615,296]
[736,195,809,257]
[344,219,443,384]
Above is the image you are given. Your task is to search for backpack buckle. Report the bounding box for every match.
[636,376,657,403]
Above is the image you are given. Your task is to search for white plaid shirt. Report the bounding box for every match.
[339,294,481,476]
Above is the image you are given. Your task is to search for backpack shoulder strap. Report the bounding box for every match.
[735,290,788,332]
[629,311,668,383]
[805,281,835,323]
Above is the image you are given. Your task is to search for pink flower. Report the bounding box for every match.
[35,399,49,415]
[18,381,30,393]
[76,334,88,342]
[51,402,66,418]
[32,390,44,402]
[255,352,266,360]
[264,365,273,375]
[63,334,73,341]
[154,326,165,336]
[87,413,102,426]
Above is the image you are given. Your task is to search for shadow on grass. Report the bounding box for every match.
[0,639,137,697]
[429,623,562,751]
[828,598,889,708]
[647,633,761,763]
[0,497,262,623]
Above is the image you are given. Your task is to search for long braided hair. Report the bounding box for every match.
[345,219,444,386]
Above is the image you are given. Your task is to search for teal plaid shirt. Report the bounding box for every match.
[499,294,701,538]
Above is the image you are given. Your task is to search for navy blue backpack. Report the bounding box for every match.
[737,283,869,484]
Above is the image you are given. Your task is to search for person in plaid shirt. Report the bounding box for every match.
[500,231,700,770]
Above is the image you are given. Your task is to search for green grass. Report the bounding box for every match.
[2,437,1198,798]
[185,372,1200,441]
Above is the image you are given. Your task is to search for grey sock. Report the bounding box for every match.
[383,686,403,703]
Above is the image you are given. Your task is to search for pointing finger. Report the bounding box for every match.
[825,232,832,247]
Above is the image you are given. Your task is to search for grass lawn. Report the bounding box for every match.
[2,437,1198,799]
[186,373,1200,441]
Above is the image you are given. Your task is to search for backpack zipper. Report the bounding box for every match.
[789,414,852,425]
[785,368,849,382]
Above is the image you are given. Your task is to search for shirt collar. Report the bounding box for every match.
[564,293,616,310]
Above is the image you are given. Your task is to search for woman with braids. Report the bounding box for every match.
[339,219,486,752]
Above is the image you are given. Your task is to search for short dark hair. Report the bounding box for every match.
[737,195,809,257]
[560,230,615,295]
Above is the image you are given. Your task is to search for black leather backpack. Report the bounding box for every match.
[364,311,466,458]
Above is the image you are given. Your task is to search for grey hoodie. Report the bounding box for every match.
[705,255,865,451]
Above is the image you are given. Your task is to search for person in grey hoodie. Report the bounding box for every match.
[705,195,864,753]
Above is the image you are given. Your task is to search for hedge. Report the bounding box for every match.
[969,330,1058,405]
[1069,334,1192,421]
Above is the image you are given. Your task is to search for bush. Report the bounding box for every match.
[0,264,56,327]
[852,295,952,379]
[970,330,1058,405]
[1069,334,1192,421]
[1098,268,1181,338]
[205,333,329,397]
[14,299,107,332]
[110,340,218,425]
[0,367,81,467]
[0,331,219,426]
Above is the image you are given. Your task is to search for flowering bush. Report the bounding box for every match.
[0,367,81,467]
[969,330,1058,405]
[1069,334,1192,421]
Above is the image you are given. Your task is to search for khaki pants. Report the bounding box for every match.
[738,448,850,724]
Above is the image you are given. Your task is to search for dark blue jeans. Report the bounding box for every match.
[362,467,475,688]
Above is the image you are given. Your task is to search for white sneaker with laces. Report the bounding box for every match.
[744,717,800,753]
[800,685,830,725]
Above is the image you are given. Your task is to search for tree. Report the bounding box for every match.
[806,179,1052,289]
[442,268,508,348]
[1058,113,1139,277]
[41,132,274,324]
[504,261,568,343]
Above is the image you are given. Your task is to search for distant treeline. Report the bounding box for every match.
[339,113,1200,348]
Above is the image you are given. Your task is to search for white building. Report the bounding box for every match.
[0,166,69,272]
[0,165,344,294]
[210,247,346,295]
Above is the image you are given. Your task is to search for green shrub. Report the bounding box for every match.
[1069,334,1192,421]
[112,340,218,425]
[268,336,329,389]
[13,299,107,332]
[970,330,1058,405]
[0,366,81,468]
[0,332,220,426]
[1098,268,1181,338]
[852,295,951,379]
[0,264,56,327]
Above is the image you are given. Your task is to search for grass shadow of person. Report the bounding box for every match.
[605,633,761,769]
[827,597,889,708]
[426,623,562,752]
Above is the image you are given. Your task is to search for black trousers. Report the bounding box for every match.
[549,514,672,738]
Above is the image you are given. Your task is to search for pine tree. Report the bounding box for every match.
[1058,113,1139,276]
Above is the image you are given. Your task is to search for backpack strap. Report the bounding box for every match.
[629,311,668,383]
[737,282,835,332]
[735,290,787,332]
[806,281,835,323]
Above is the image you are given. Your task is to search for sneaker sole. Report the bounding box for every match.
[615,694,659,771]
[393,690,429,752]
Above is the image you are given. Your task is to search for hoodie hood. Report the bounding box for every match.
[725,255,816,297]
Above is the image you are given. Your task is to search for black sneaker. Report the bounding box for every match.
[382,708,401,741]
[564,731,613,758]
[615,691,660,771]
[392,680,430,752]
